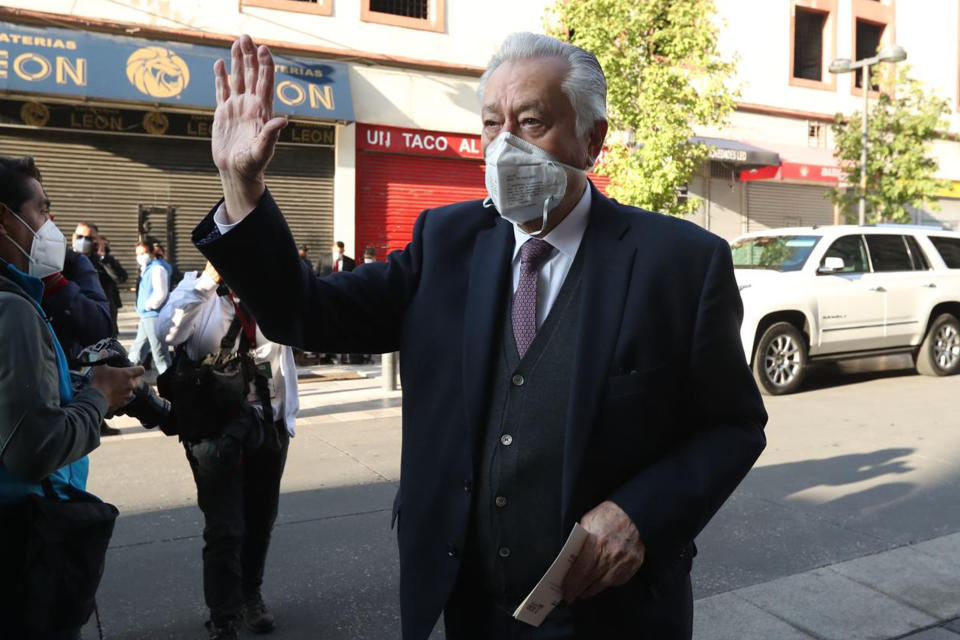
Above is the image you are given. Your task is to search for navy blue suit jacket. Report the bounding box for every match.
[194,184,767,639]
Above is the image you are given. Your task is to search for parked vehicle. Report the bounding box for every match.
[731,225,960,394]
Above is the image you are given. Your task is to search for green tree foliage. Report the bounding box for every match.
[547,0,737,216]
[830,67,949,224]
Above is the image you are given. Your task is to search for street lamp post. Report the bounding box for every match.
[829,45,907,225]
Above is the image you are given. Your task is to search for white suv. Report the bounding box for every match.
[732,225,960,395]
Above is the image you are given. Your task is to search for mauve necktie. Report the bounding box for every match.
[512,237,554,358]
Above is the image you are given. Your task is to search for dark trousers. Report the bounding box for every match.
[443,570,576,640]
[184,419,289,624]
[0,626,81,639]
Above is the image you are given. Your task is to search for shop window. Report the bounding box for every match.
[855,20,885,89]
[242,0,332,16]
[793,8,827,81]
[361,0,444,32]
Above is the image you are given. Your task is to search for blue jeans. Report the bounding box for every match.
[129,315,171,374]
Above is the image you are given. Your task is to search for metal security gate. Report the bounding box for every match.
[356,150,487,258]
[0,128,334,273]
[746,182,835,231]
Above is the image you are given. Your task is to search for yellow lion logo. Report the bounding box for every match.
[126,46,190,99]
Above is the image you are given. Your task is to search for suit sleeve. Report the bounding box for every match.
[609,238,767,556]
[193,189,424,353]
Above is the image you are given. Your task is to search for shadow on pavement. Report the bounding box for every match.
[84,481,445,640]
[794,356,919,394]
[693,446,960,598]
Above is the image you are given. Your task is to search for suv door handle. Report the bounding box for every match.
[922,283,937,288]
[868,286,886,292]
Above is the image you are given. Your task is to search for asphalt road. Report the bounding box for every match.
[80,356,960,639]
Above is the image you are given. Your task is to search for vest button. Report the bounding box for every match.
[511,374,525,387]
[495,495,508,508]
[447,543,458,557]
[463,479,472,493]
[498,547,511,558]
[500,434,513,446]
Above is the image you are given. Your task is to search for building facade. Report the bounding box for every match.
[690,0,960,239]
[0,0,551,269]
[2,0,958,262]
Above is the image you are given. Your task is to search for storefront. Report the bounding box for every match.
[739,142,842,232]
[355,123,610,258]
[0,19,351,271]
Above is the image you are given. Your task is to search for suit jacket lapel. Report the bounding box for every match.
[562,187,636,524]
[462,216,515,458]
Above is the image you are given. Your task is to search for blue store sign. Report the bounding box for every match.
[0,20,354,121]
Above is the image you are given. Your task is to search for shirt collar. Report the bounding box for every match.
[512,183,591,262]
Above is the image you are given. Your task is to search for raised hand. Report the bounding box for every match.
[212,34,288,223]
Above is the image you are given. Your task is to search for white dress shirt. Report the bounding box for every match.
[511,185,591,328]
[156,271,299,436]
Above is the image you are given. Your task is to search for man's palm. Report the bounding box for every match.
[212,35,287,219]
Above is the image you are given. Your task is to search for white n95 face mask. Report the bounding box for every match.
[3,209,66,278]
[483,132,584,236]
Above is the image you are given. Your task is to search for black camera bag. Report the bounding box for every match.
[0,478,118,632]
[157,312,261,442]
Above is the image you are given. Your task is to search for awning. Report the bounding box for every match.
[693,136,780,168]
[0,20,353,122]
[739,141,844,183]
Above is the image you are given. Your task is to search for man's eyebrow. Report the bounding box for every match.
[516,100,546,113]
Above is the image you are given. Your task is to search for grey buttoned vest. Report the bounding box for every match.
[464,246,585,608]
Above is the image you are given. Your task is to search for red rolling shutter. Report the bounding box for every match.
[356,150,487,258]
[355,147,611,260]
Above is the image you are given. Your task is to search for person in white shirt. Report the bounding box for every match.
[157,261,298,640]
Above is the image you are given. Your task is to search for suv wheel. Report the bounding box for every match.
[753,322,808,395]
[916,313,960,376]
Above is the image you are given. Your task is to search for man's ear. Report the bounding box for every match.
[585,119,608,168]
[0,204,12,237]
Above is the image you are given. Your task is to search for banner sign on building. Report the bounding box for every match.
[0,98,336,145]
[357,123,482,159]
[0,20,353,121]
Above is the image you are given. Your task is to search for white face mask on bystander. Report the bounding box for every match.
[483,132,585,236]
[3,210,66,278]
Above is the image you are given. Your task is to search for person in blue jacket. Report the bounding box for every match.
[0,154,143,639]
[130,239,173,373]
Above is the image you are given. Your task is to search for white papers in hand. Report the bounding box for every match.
[512,522,589,627]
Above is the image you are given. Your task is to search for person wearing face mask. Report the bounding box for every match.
[129,240,173,374]
[157,261,298,640]
[0,155,144,639]
[362,246,377,265]
[72,221,122,338]
[194,33,766,640]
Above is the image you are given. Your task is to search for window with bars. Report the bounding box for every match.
[370,0,428,19]
[793,8,827,81]
[361,0,443,32]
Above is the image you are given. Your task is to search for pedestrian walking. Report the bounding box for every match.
[129,240,172,374]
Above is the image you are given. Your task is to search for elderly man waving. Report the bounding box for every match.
[194,32,767,640]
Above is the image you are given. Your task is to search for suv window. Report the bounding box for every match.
[822,235,868,273]
[865,235,913,272]
[904,235,930,270]
[929,236,960,269]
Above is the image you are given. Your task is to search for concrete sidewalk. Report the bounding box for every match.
[695,532,960,640]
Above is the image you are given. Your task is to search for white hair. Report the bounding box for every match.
[478,32,607,137]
